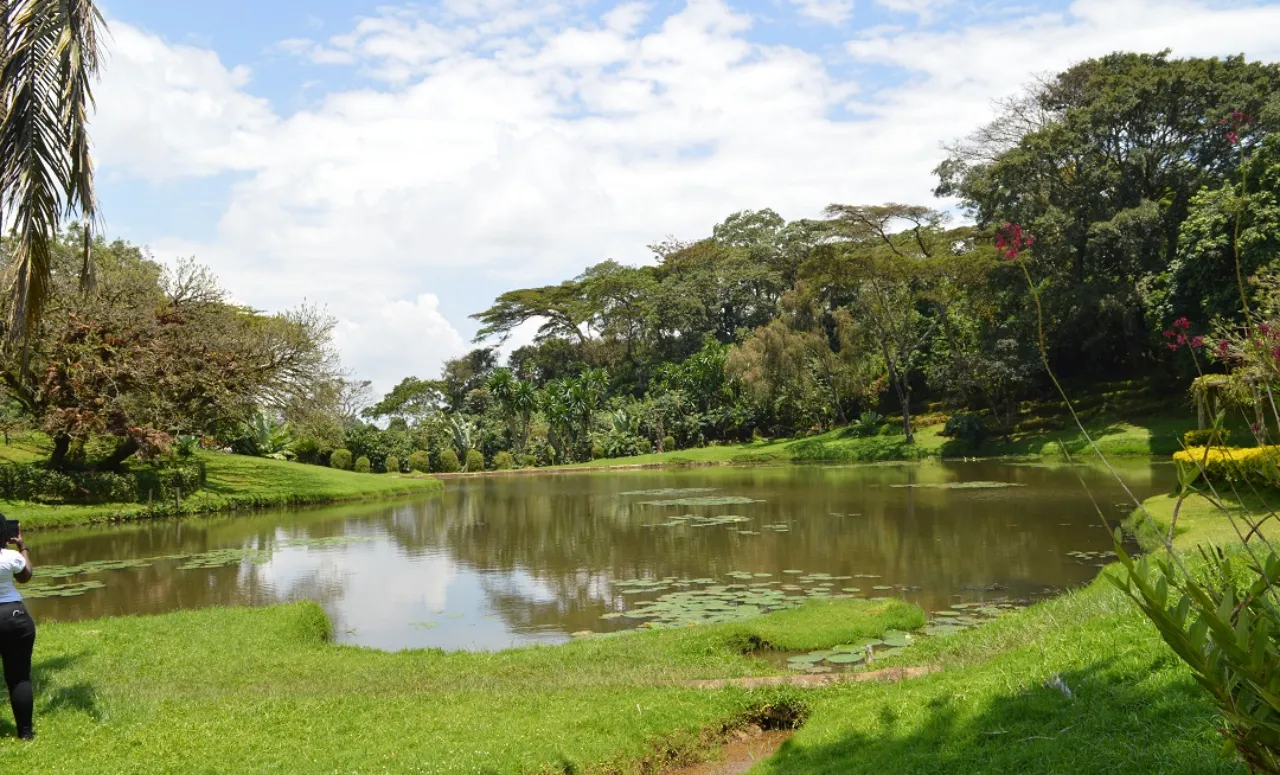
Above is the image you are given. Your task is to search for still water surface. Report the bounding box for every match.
[26,461,1172,651]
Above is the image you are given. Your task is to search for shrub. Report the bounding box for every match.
[1184,428,1231,448]
[940,412,989,448]
[353,456,371,474]
[329,448,353,471]
[492,451,515,470]
[464,449,485,472]
[851,411,884,438]
[291,437,324,465]
[408,451,431,473]
[637,439,653,455]
[518,454,538,468]
[663,435,677,452]
[591,443,605,460]
[384,455,401,474]
[1173,445,1280,487]
[0,461,206,505]
[437,449,461,473]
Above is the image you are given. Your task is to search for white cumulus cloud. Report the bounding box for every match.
[91,0,1280,393]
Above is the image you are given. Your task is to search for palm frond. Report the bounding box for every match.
[0,0,105,348]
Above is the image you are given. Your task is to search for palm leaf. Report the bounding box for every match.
[0,0,105,349]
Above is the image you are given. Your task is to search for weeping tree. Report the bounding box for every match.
[0,0,106,351]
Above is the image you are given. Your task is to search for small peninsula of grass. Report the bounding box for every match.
[0,447,442,530]
[2,488,1263,774]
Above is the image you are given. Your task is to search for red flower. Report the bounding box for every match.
[1174,317,1191,331]
[1190,336,1205,349]
[1167,343,1179,352]
[1162,330,1175,340]
[995,222,1036,261]
[1216,340,1230,357]
[1273,345,1280,364]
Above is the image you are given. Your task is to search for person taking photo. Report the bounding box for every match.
[0,516,34,740]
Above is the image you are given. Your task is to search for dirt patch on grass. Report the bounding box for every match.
[687,665,940,690]
[660,726,792,775]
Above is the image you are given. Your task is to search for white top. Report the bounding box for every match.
[0,548,26,604]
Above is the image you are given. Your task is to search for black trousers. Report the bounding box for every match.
[0,601,35,735]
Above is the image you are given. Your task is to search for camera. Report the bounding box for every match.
[0,516,18,545]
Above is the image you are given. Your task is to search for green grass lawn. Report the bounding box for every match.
[0,488,1261,774]
[0,599,920,774]
[577,409,1198,469]
[2,450,442,530]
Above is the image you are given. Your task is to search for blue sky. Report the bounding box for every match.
[88,0,1280,393]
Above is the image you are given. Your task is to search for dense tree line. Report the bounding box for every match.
[330,52,1277,470]
[6,51,1276,477]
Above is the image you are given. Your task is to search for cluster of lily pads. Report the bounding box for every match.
[603,570,915,629]
[889,481,1025,490]
[642,514,752,529]
[1064,549,1118,567]
[781,601,1021,673]
[782,629,916,673]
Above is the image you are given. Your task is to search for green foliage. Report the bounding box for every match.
[353,456,371,474]
[383,455,400,474]
[492,451,515,470]
[1111,543,1280,773]
[436,449,461,473]
[232,409,295,460]
[663,435,677,452]
[329,449,353,471]
[850,411,884,438]
[464,449,485,472]
[1184,428,1231,448]
[941,412,989,449]
[407,450,431,473]
[0,460,206,505]
[518,454,538,468]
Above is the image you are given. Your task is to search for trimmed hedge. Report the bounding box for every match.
[493,451,515,470]
[1174,446,1280,487]
[437,449,461,474]
[408,451,431,473]
[464,449,485,472]
[384,455,401,474]
[0,461,206,505]
[353,456,371,474]
[329,449,353,471]
[1183,428,1231,448]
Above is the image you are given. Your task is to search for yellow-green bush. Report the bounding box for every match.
[1174,445,1280,486]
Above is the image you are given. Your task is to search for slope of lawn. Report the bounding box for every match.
[578,409,1197,469]
[0,599,921,774]
[1,447,442,530]
[749,491,1259,775]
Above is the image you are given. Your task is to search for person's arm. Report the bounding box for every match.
[11,528,31,583]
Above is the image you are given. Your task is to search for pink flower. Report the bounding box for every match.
[1167,343,1179,352]
[1190,336,1205,349]
[1273,345,1280,364]
[996,222,1036,261]
[1227,132,1239,144]
[1163,330,1175,340]
[1216,340,1231,358]
[1174,317,1191,331]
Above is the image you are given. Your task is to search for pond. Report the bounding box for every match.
[24,460,1173,651]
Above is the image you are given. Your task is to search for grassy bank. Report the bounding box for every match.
[577,409,1197,469]
[1,599,920,774]
[0,488,1259,773]
[0,451,442,530]
[754,491,1245,774]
